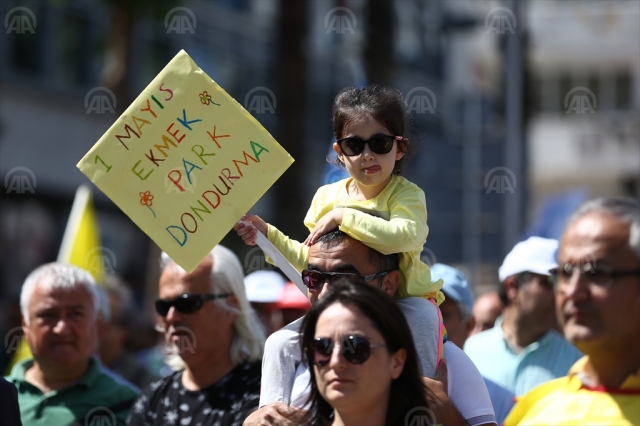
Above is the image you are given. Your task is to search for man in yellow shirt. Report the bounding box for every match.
[505,197,640,425]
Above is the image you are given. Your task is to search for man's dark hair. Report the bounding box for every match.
[316,229,400,272]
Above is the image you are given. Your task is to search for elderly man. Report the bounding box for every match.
[5,263,139,426]
[126,245,265,426]
[505,197,640,425]
[244,229,497,426]
[464,236,582,395]
[431,263,515,425]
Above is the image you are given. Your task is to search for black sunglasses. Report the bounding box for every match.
[309,335,386,366]
[336,134,402,156]
[155,293,231,316]
[301,269,391,291]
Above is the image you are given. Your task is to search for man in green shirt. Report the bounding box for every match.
[5,263,138,426]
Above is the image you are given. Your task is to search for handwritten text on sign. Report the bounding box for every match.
[78,50,294,273]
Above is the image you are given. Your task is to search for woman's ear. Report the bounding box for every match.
[390,348,407,380]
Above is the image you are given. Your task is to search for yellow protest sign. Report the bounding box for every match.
[77,50,293,273]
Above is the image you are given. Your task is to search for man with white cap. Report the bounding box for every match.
[431,263,515,425]
[464,237,582,396]
[244,271,286,336]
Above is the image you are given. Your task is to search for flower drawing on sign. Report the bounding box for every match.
[140,191,154,206]
[199,91,220,106]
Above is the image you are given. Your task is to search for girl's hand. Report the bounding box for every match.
[234,214,268,246]
[304,209,344,246]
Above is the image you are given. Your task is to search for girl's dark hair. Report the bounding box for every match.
[331,85,415,175]
[301,279,429,426]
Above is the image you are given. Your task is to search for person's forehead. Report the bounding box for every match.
[31,282,93,309]
[159,258,212,295]
[308,238,373,271]
[315,303,377,337]
[560,213,631,260]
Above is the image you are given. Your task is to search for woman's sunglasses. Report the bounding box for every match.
[155,293,231,316]
[336,134,402,157]
[310,335,386,366]
[301,269,390,291]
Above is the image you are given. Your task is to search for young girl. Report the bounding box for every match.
[236,85,444,375]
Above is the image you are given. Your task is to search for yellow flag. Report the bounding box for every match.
[57,184,106,283]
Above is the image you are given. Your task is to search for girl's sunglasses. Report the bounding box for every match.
[155,293,231,316]
[336,134,402,156]
[310,335,386,366]
[301,269,390,291]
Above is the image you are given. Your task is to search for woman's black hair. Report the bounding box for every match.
[301,278,430,426]
[331,85,417,175]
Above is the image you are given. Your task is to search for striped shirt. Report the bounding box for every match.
[464,317,582,396]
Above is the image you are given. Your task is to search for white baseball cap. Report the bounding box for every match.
[498,236,559,282]
[244,271,286,303]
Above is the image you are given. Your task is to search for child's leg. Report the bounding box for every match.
[395,296,441,378]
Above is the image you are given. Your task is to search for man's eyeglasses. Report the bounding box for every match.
[155,293,231,316]
[550,262,640,290]
[301,269,390,291]
[336,134,402,157]
[309,335,386,366]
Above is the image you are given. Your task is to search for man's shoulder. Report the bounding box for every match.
[93,363,141,400]
[504,376,570,424]
[264,317,304,353]
[545,330,583,354]
[137,371,179,400]
[464,327,501,353]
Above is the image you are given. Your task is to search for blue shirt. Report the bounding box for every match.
[464,317,582,396]
[483,377,514,425]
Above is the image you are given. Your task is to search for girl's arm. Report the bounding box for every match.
[339,184,428,255]
[234,215,309,273]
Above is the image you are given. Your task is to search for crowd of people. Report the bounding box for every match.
[2,84,639,425]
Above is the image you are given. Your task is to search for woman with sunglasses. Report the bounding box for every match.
[236,85,445,378]
[300,278,430,426]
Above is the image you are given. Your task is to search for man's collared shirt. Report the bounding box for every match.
[126,360,261,426]
[504,356,640,425]
[6,357,139,426]
[464,317,583,396]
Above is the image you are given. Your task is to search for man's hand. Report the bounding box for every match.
[234,215,268,246]
[422,360,470,426]
[304,209,344,246]
[243,402,309,426]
